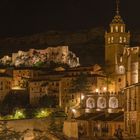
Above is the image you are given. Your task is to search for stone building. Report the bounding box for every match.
[0,73,12,102]
[1,46,80,68]
[81,92,124,114]
[105,0,130,93]
[104,0,140,138]
[12,67,42,89]
[28,65,107,107]
[63,112,124,139]
[123,47,140,137]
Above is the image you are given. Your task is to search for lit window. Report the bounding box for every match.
[124,37,126,43]
[120,37,122,43]
[108,37,110,44]
[119,65,125,74]
[120,56,122,62]
[115,26,118,32]
[111,37,114,43]
[111,26,113,32]
[121,26,123,32]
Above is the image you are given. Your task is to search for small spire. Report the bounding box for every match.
[116,0,120,15]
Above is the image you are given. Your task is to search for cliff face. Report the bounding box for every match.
[1,27,140,66]
[1,46,80,68]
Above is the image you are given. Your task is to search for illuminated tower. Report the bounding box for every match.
[105,0,130,74]
[105,0,130,92]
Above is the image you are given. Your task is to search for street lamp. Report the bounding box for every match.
[96,88,99,93]
[103,87,107,92]
[81,94,85,100]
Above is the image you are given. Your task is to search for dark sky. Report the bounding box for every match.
[0,0,140,37]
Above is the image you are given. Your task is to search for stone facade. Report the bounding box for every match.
[104,2,140,138]
[105,8,130,93]
[0,74,12,102]
[81,92,124,114]
[1,46,80,68]
[63,112,124,139]
[123,47,140,137]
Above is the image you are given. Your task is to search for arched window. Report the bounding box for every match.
[121,26,123,32]
[108,37,110,44]
[86,97,95,109]
[119,37,122,43]
[118,65,125,74]
[124,37,126,43]
[97,97,106,109]
[111,37,114,43]
[115,26,118,32]
[109,97,118,108]
[111,26,113,32]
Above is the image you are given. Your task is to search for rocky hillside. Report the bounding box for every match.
[0,27,139,66]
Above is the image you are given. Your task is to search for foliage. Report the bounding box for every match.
[39,95,58,108]
[0,92,29,115]
[69,73,91,94]
[35,108,52,118]
[33,61,45,67]
[50,111,67,118]
[102,63,114,91]
[48,61,69,70]
[24,108,37,119]
[13,109,25,119]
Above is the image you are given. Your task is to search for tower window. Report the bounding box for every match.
[124,37,126,43]
[115,26,118,32]
[120,56,122,62]
[108,37,110,44]
[111,37,114,43]
[118,78,121,82]
[111,26,113,32]
[119,37,122,43]
[121,26,123,32]
[118,66,125,74]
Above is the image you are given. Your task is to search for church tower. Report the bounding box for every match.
[105,0,130,74]
[105,0,130,92]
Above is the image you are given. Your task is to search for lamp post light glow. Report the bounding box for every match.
[14,109,25,119]
[103,87,107,92]
[81,94,85,100]
[96,88,99,93]
[71,109,76,113]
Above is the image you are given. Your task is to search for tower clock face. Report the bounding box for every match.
[109,97,118,108]
[86,97,95,109]
[97,97,106,109]
[118,65,125,74]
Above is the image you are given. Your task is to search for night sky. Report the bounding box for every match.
[0,0,140,37]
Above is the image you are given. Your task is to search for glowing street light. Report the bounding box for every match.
[81,94,85,100]
[103,87,107,92]
[96,88,99,93]
[71,109,76,113]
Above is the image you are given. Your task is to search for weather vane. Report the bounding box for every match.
[116,0,120,14]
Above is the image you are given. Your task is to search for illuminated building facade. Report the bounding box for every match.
[104,0,140,137]
[0,73,12,102]
[105,0,130,93]
[123,47,140,137]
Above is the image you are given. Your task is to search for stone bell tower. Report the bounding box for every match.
[105,0,130,92]
[105,0,130,74]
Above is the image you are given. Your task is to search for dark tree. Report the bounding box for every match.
[39,95,57,107]
[0,91,29,115]
[69,73,91,94]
